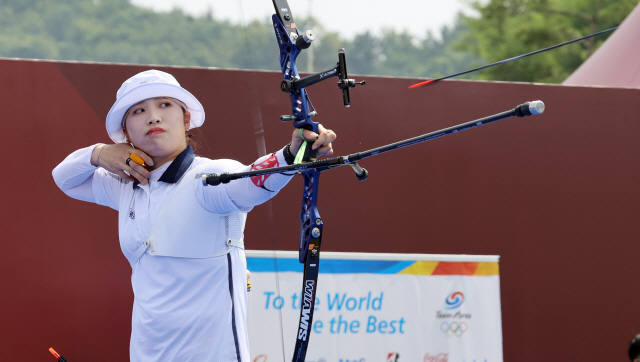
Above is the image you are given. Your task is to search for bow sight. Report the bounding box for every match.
[279,49,366,107]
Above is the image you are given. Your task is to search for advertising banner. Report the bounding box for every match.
[246,251,502,362]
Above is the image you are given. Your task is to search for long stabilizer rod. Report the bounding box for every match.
[203,101,545,186]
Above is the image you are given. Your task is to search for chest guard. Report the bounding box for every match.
[125,167,246,268]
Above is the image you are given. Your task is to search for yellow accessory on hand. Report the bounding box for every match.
[129,153,145,165]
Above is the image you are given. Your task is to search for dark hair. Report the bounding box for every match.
[629,334,640,361]
[186,132,200,153]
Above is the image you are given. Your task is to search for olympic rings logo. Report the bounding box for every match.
[440,321,468,337]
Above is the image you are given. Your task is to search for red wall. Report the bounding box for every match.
[1,58,639,361]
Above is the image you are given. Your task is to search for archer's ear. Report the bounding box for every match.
[184,111,191,130]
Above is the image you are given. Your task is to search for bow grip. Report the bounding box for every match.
[297,124,319,162]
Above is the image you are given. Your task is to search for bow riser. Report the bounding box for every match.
[298,170,323,262]
[272,14,319,133]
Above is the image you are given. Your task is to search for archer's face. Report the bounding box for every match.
[123,98,190,158]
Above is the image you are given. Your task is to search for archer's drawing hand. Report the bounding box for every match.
[290,124,337,157]
[91,144,153,185]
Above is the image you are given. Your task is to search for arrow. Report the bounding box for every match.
[408,27,618,89]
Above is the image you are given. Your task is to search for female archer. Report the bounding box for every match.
[52,69,336,361]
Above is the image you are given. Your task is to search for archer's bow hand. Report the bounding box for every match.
[290,124,337,157]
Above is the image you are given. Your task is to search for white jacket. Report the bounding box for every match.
[52,144,293,362]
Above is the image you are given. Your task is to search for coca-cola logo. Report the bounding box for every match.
[423,353,448,362]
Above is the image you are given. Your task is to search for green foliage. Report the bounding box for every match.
[277,15,482,79]
[459,0,638,82]
[0,0,479,80]
[0,0,266,68]
[1,0,637,82]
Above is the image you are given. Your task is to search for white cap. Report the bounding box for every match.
[105,70,205,143]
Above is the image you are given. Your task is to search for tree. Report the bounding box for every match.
[0,0,480,80]
[459,0,639,83]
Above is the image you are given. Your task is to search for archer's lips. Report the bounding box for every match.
[147,128,165,135]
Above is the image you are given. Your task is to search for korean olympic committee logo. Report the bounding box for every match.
[437,291,470,337]
[444,291,464,310]
[440,321,468,337]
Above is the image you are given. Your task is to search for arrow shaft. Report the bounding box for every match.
[409,26,618,88]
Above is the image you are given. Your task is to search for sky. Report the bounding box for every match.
[130,0,477,40]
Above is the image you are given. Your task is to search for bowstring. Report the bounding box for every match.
[236,2,287,360]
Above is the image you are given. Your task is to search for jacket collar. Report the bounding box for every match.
[133,146,195,188]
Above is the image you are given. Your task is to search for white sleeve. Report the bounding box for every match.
[195,148,295,213]
[51,144,125,211]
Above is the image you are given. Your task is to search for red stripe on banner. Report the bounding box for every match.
[431,262,479,275]
[251,154,279,187]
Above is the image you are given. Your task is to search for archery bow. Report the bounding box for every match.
[253,9,614,360]
[209,1,551,361]
[208,2,624,360]
[269,1,364,360]
[204,100,545,360]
